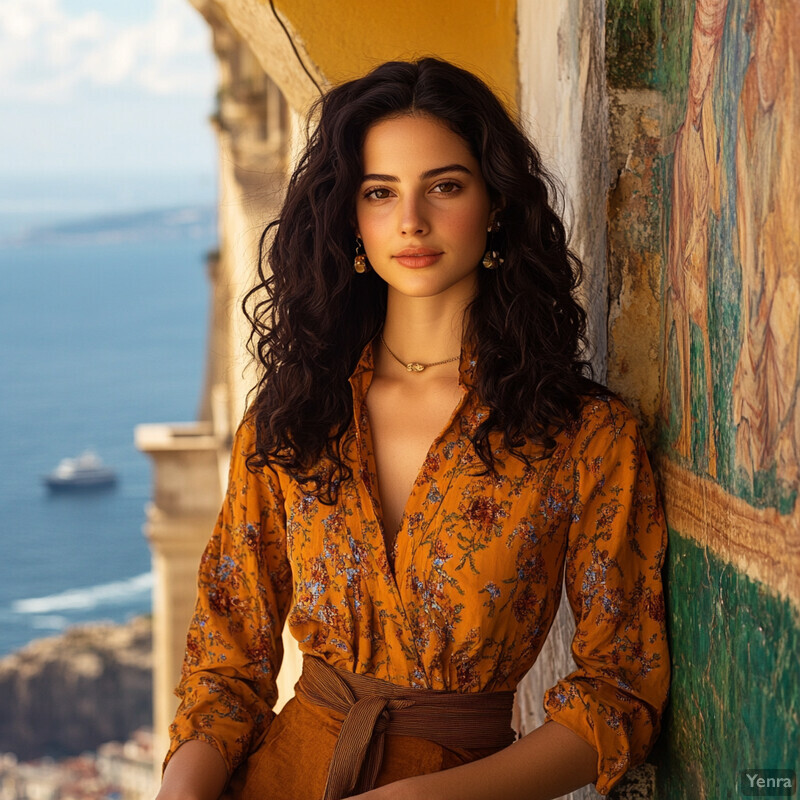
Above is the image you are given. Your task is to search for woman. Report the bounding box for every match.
[158,58,669,800]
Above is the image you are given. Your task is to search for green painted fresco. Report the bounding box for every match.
[706,0,748,504]
[606,0,661,88]
[689,321,710,473]
[653,531,800,799]
[708,0,797,513]
[606,0,693,113]
[607,1,799,796]
[656,0,746,492]
[665,314,682,443]
[638,0,797,512]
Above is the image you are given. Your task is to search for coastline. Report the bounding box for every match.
[0,616,153,761]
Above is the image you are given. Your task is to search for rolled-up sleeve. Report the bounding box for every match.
[543,399,670,794]
[163,418,294,777]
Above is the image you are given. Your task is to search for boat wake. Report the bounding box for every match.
[12,572,153,615]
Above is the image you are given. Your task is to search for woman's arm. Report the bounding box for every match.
[157,741,229,800]
[160,420,293,789]
[347,720,597,800]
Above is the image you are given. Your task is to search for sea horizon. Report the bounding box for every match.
[0,169,217,241]
[1,174,218,656]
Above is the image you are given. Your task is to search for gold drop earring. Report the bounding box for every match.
[354,235,370,273]
[482,219,504,270]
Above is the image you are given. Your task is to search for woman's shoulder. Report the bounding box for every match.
[229,412,258,458]
[564,385,646,457]
[229,413,290,489]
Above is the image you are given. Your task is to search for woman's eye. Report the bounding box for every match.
[432,181,460,194]
[364,187,391,200]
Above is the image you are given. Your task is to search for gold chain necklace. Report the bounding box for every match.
[380,333,460,373]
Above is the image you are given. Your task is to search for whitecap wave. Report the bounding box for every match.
[12,572,153,615]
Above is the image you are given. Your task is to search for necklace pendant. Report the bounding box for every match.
[406,362,425,372]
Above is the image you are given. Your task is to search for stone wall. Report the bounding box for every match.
[515,3,610,798]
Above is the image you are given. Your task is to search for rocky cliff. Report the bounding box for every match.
[0,617,153,760]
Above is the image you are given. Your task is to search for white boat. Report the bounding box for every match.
[43,451,118,491]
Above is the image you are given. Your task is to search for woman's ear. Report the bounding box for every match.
[487,201,507,235]
[488,206,504,229]
[488,199,506,226]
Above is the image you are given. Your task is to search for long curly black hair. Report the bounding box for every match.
[244,58,596,502]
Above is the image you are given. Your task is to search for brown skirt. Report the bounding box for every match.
[224,690,505,800]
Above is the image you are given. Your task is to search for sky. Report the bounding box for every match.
[0,0,217,183]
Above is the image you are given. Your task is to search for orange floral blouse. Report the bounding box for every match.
[167,343,670,795]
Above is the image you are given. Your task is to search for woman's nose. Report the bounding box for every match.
[399,196,429,236]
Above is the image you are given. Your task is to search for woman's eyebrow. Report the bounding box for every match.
[361,164,474,183]
[421,164,472,180]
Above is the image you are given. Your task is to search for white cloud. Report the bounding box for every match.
[0,0,215,102]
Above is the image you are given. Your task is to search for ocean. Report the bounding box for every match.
[0,177,219,656]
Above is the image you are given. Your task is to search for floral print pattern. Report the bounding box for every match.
[167,343,669,794]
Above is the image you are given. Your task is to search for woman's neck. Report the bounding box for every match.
[377,289,470,376]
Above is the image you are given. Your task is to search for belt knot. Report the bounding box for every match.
[296,655,514,800]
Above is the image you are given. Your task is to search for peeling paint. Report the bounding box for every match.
[606,85,665,436]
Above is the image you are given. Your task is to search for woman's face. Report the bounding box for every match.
[355,113,493,303]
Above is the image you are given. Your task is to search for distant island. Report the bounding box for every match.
[5,205,216,246]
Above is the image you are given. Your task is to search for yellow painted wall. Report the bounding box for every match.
[272,0,518,107]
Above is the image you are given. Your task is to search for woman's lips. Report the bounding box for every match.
[392,248,443,268]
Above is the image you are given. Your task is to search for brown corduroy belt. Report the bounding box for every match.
[296,655,516,800]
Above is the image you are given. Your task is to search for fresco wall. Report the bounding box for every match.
[605,0,799,796]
